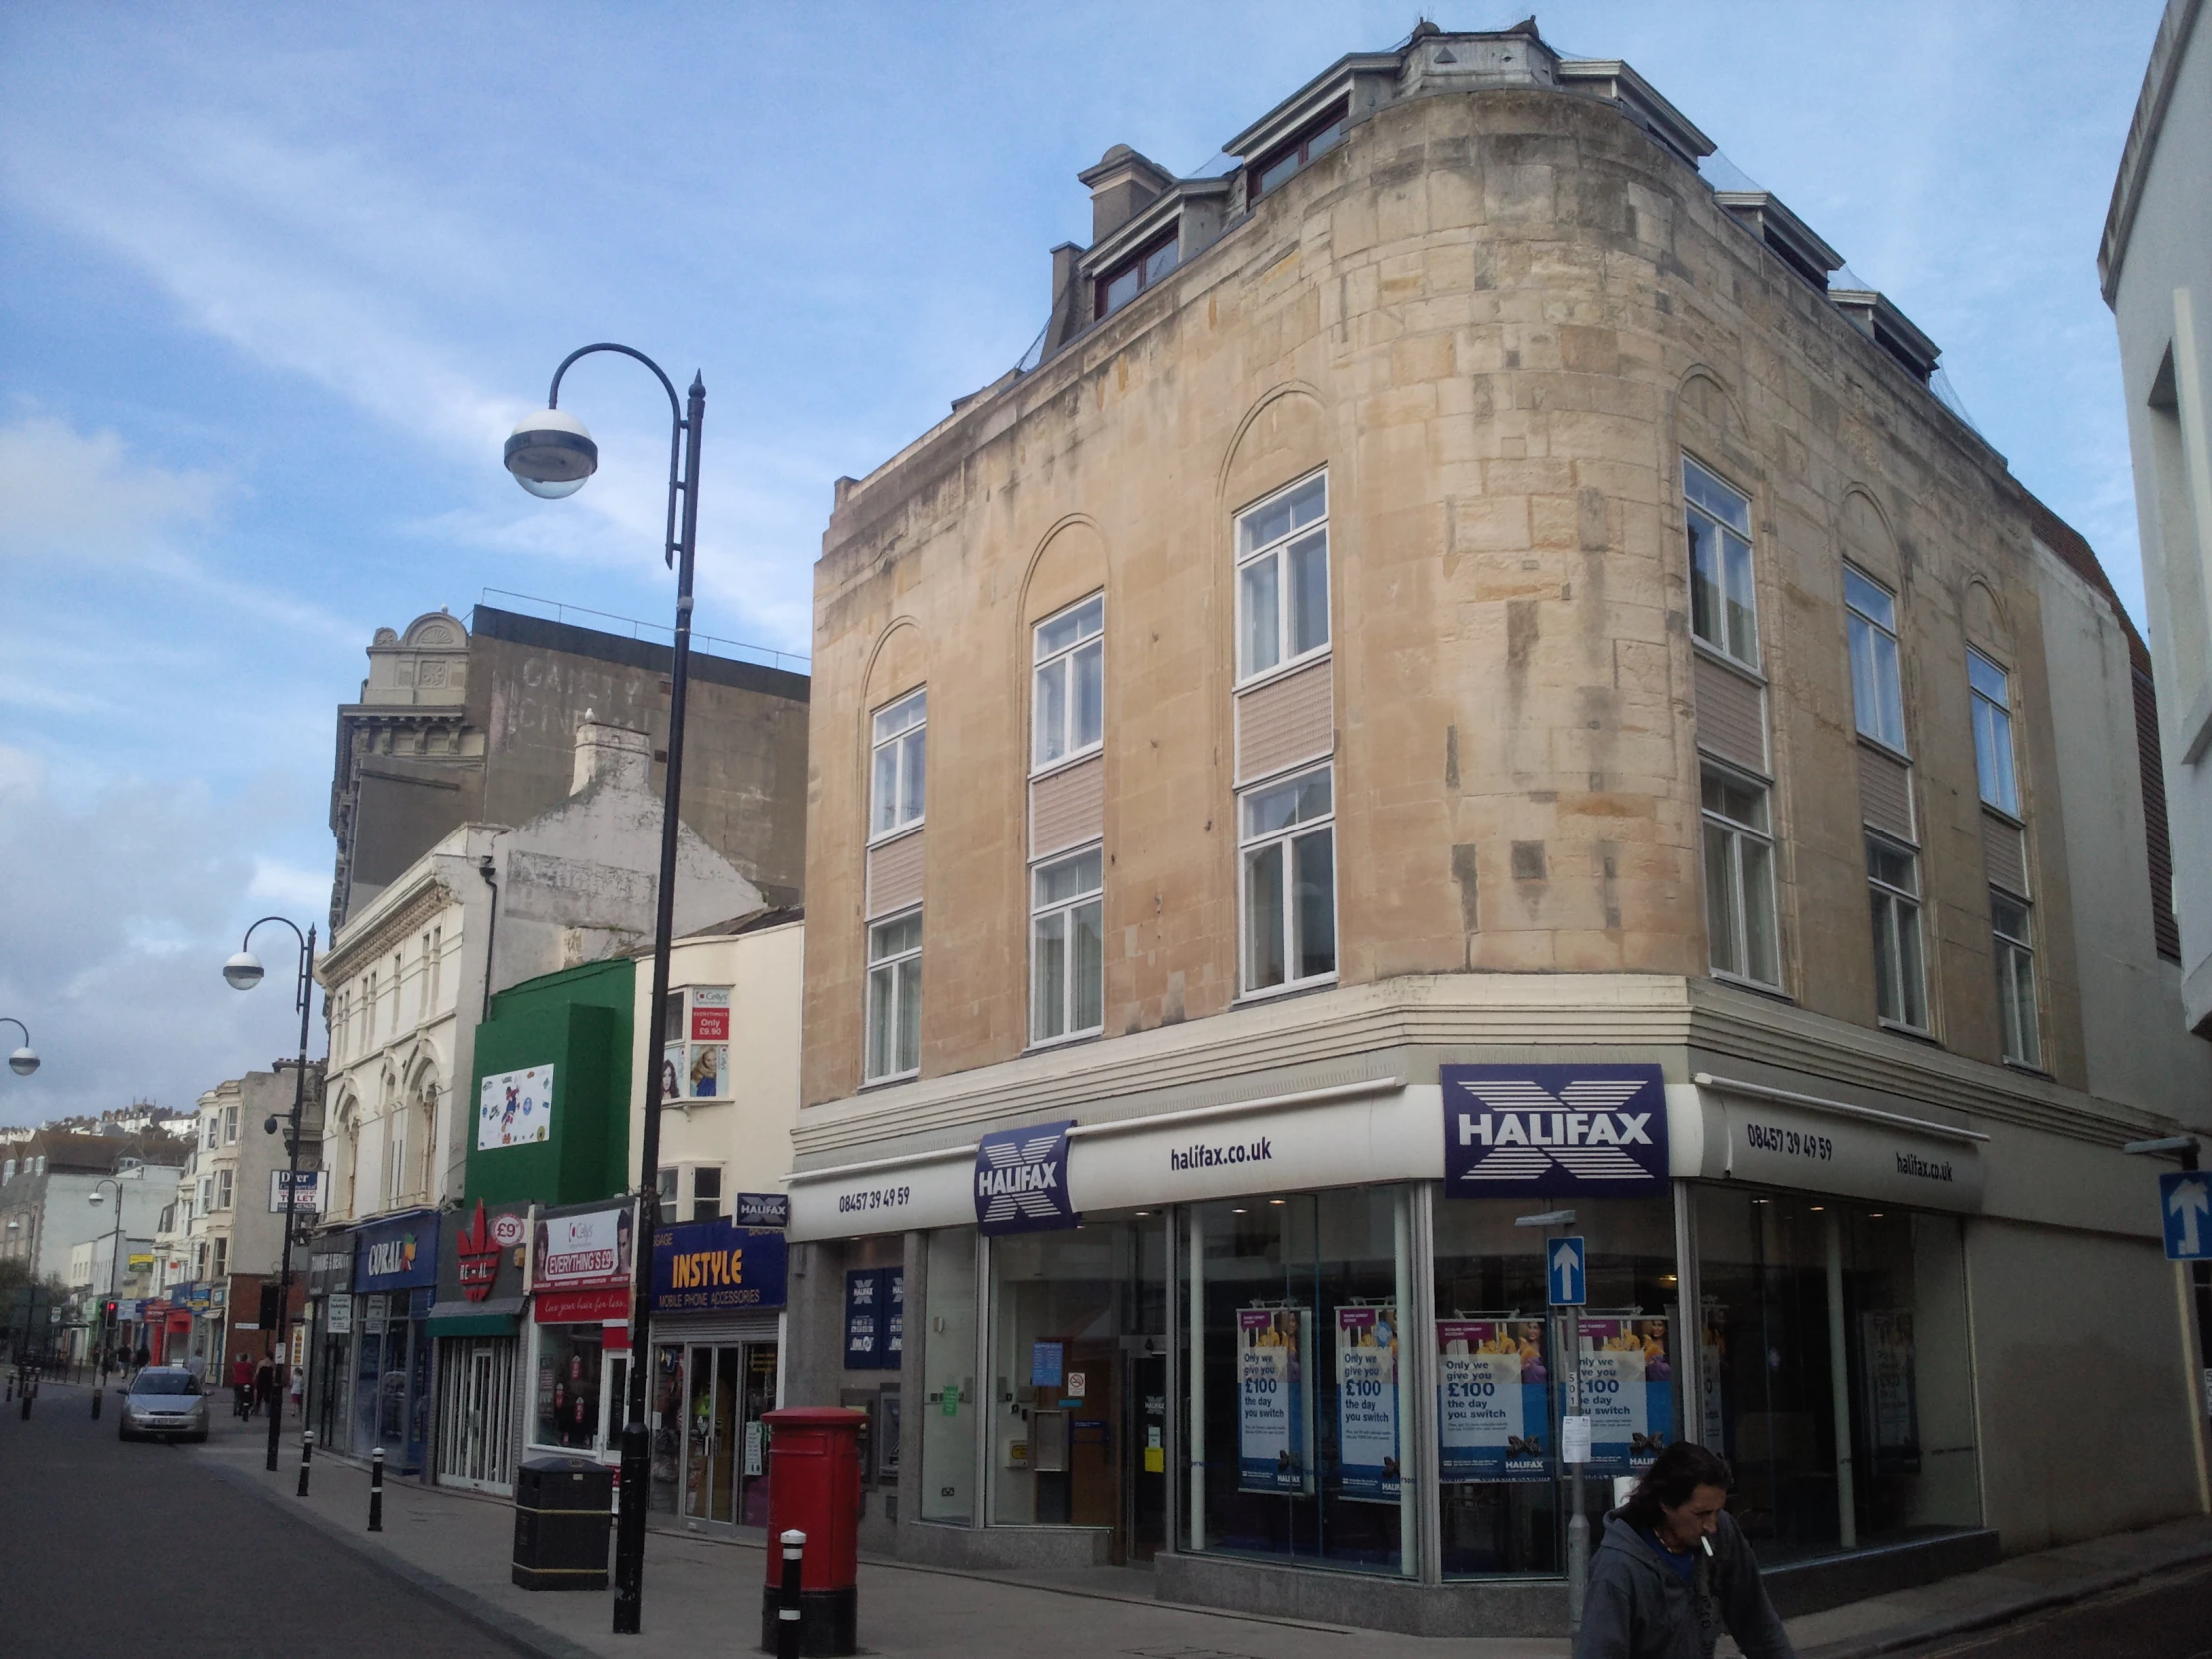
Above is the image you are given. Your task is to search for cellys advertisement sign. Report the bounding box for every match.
[1443,1064,1668,1197]
[531,1205,634,1290]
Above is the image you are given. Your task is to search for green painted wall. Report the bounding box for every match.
[466,957,636,1206]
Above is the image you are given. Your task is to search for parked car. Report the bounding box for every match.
[119,1366,210,1443]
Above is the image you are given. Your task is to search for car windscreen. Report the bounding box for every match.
[132,1372,200,1396]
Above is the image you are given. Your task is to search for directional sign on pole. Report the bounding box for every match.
[1548,1236,1587,1306]
[2162,1172,2212,1260]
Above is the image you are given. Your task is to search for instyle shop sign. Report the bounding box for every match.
[973,1120,1079,1235]
[650,1218,788,1317]
[1442,1064,1668,1198]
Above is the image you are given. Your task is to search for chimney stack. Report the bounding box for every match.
[570,713,651,795]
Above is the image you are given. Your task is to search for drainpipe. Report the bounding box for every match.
[476,855,499,1025]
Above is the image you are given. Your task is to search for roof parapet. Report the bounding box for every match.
[1714,191,1845,290]
[1829,289,1941,383]
[1555,58,1716,166]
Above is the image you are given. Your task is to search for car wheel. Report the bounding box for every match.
[190,1432,208,1443]
[117,1425,131,1442]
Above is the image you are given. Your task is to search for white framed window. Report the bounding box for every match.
[1845,567,1908,752]
[865,911,922,1081]
[690,1164,723,1223]
[1968,650,2019,817]
[1033,596,1104,772]
[1867,832,1928,1032]
[1685,457,1758,667]
[211,1237,226,1280]
[1700,767,1781,989]
[215,1169,233,1211]
[204,1117,218,1150]
[1235,471,1329,682]
[222,1105,238,1145]
[1992,891,2039,1068]
[870,690,927,839]
[1031,847,1104,1045]
[200,1177,213,1212]
[1239,764,1336,994]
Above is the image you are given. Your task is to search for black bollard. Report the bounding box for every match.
[368,1446,384,1532]
[91,1386,101,1420]
[298,1429,314,1498]
[19,1380,30,1420]
[776,1528,806,1659]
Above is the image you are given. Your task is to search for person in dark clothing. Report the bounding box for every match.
[229,1352,255,1419]
[1574,1442,1794,1659]
[254,1359,277,1417]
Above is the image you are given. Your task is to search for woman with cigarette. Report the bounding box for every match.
[1575,1442,1794,1659]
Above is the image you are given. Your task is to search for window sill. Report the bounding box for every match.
[1999,1058,2050,1079]
[1691,640,1766,685]
[1856,733,1914,769]
[1708,971,1793,1002]
[1876,1018,1941,1047]
[1233,973,1339,1007]
[1979,802,2025,830]
[866,822,925,852]
[1023,1029,1104,1058]
[1233,647,1331,699]
[858,1071,920,1092]
[1028,748,1104,786]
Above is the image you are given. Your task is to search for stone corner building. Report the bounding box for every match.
[788,22,2211,1633]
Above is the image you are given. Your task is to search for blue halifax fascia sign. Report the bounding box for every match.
[974,1120,1080,1236]
[1442,1064,1669,1197]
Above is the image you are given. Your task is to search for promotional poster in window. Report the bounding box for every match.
[1334,1305,1400,1502]
[1237,1306,1310,1494]
[1437,1318,1551,1482]
[1576,1317,1674,1475]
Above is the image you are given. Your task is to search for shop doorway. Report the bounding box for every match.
[1125,1348,1168,1561]
[673,1341,778,1529]
[435,1337,519,1492]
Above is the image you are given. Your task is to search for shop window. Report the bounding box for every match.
[1685,457,1758,668]
[1867,833,1928,1032]
[992,1216,1170,1552]
[920,1228,978,1526]
[660,984,732,1103]
[1236,471,1329,682]
[1033,595,1104,771]
[1968,651,2020,817]
[1249,100,1348,199]
[534,1325,609,1452]
[1181,1189,1409,1576]
[1701,767,1781,989]
[1094,232,1178,320]
[1239,764,1336,994]
[1430,1196,1679,1578]
[871,689,927,839]
[1695,1191,1979,1561]
[656,1166,679,1206]
[1845,568,1909,754]
[1031,847,1104,1045]
[865,911,923,1082]
[1991,892,2039,1069]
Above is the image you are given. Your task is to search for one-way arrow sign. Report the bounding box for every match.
[1548,1236,1587,1306]
[2162,1172,2212,1261]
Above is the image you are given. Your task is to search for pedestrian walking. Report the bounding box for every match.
[1574,1442,1794,1659]
[229,1352,254,1420]
[133,1342,150,1375]
[289,1364,304,1408]
[254,1357,276,1417]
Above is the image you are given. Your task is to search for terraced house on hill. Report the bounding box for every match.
[780,22,2212,1636]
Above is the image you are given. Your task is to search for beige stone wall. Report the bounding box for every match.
[804,84,2082,1110]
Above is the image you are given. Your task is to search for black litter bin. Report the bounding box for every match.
[512,1455,613,1591]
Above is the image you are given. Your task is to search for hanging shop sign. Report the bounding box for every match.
[1575,1316,1674,1476]
[1680,1075,1987,1213]
[1335,1306,1400,1502]
[650,1218,788,1317]
[309,1242,354,1295]
[439,1199,530,1307]
[1443,1064,1669,1198]
[478,1064,554,1150]
[842,1266,903,1368]
[267,1169,326,1213]
[733,1192,790,1228]
[1236,1306,1311,1494]
[354,1209,440,1293]
[1437,1318,1551,1482]
[530,1202,635,1323]
[974,1120,1079,1235]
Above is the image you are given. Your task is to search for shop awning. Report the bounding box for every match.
[425,1296,525,1337]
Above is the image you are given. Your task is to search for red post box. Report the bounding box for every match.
[759,1407,865,1656]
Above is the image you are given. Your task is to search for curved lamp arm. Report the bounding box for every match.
[0,1018,27,1047]
[240,916,317,1016]
[547,343,687,569]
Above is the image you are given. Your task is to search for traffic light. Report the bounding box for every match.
[258,1282,280,1328]
[102,1300,117,1322]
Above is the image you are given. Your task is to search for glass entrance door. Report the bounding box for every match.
[683,1344,740,1524]
[1126,1350,1167,1561]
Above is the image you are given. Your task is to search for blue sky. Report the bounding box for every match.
[0,1,2165,1125]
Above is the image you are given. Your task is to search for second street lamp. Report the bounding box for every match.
[2,1017,39,1077]
[223,915,318,1475]
[506,343,704,1636]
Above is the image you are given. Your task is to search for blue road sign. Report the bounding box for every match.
[2162,1171,2212,1261]
[1547,1236,1587,1306]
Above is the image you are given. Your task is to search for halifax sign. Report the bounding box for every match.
[1442,1063,1669,1198]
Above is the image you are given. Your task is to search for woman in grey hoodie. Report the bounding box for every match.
[1574,1443,1794,1659]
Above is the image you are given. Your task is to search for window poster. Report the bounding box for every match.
[1858,1310,1920,1475]
[477,1065,554,1150]
[1437,1318,1551,1482]
[687,1042,727,1098]
[1335,1305,1401,1502]
[660,1045,684,1104]
[1031,1341,1064,1388]
[1236,1307,1309,1494]
[1575,1317,1674,1476]
[690,986,731,1041]
[844,1268,881,1370]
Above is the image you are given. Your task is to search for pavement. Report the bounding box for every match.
[12,1374,2212,1657]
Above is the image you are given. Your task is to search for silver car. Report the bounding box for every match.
[119,1367,210,1442]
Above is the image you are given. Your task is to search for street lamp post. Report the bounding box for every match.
[222,916,318,1475]
[505,345,704,1636]
[89,1177,125,1370]
[1,1017,39,1078]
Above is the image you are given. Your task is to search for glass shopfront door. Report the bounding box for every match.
[659,1340,779,1529]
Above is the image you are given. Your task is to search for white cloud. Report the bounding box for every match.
[249,856,331,913]
[0,415,221,564]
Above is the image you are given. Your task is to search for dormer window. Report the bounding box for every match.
[1250,100,1348,199]
[1096,231,1179,319]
